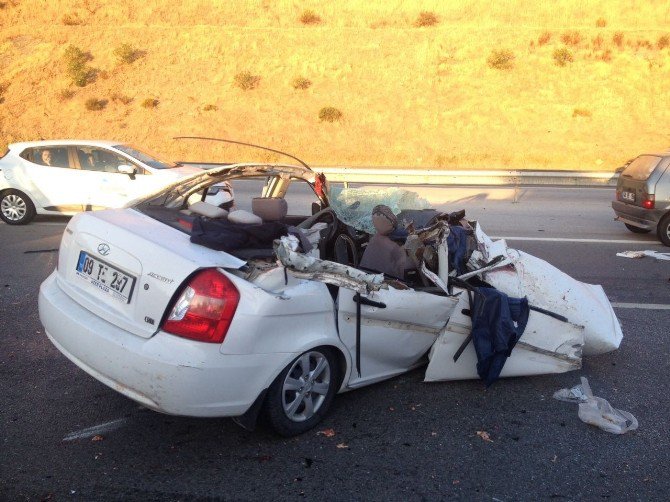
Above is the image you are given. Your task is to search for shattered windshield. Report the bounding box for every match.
[328,186,430,233]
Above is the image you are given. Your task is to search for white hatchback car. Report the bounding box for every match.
[0,140,230,225]
[38,162,622,436]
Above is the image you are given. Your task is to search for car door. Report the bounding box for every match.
[337,286,458,387]
[73,146,156,209]
[11,146,85,212]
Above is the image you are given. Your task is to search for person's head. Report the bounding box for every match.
[41,149,52,165]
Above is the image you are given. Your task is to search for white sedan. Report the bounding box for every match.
[0,140,230,225]
[38,162,622,436]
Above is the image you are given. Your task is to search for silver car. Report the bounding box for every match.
[612,152,670,246]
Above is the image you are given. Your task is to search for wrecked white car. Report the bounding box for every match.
[38,161,623,436]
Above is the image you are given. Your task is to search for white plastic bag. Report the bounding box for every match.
[555,377,638,434]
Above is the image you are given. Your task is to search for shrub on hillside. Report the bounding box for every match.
[292,76,312,90]
[561,31,582,46]
[234,71,260,90]
[595,49,612,62]
[572,108,591,118]
[299,9,321,25]
[613,32,624,48]
[657,35,670,49]
[414,11,439,27]
[141,98,159,108]
[553,47,574,66]
[62,13,83,25]
[318,107,342,122]
[596,18,607,28]
[203,104,218,111]
[85,98,107,111]
[592,34,604,50]
[487,49,515,70]
[63,45,96,87]
[538,32,551,46]
[114,43,143,64]
[57,88,75,101]
[0,81,8,103]
[110,93,133,105]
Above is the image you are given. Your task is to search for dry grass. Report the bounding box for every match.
[1,1,670,170]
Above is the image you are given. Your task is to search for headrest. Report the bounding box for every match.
[252,197,288,222]
[188,201,228,219]
[228,209,262,225]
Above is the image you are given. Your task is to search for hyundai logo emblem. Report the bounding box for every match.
[97,243,111,256]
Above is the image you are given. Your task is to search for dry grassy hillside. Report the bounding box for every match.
[1,0,670,170]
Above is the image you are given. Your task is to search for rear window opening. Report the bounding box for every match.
[622,155,661,181]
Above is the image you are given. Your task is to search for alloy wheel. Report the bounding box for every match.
[281,351,332,422]
[1,194,27,222]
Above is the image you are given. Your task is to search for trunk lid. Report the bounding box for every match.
[56,209,245,339]
[617,155,667,207]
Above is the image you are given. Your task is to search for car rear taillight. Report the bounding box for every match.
[642,194,655,209]
[162,269,239,343]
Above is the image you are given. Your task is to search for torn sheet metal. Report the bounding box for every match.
[481,247,622,356]
[275,235,385,293]
[425,291,584,382]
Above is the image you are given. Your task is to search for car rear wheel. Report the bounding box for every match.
[657,213,670,247]
[624,223,651,234]
[262,348,339,437]
[0,189,36,225]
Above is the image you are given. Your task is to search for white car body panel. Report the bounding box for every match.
[0,140,208,219]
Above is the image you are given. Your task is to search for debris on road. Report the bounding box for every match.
[554,377,638,434]
[616,250,670,260]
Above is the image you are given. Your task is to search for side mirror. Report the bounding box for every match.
[117,164,137,180]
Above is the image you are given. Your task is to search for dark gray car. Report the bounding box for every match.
[612,152,670,246]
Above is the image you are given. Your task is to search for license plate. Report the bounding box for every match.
[75,251,136,303]
[622,191,635,202]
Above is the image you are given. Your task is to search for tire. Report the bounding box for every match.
[624,223,651,234]
[657,213,670,247]
[262,348,340,437]
[0,189,36,225]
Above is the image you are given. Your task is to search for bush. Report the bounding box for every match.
[592,34,604,50]
[0,81,8,103]
[613,31,624,48]
[657,35,670,49]
[63,45,96,87]
[561,31,582,46]
[57,88,75,101]
[414,11,439,27]
[553,47,574,66]
[538,32,551,46]
[110,93,132,105]
[85,98,107,111]
[234,71,260,90]
[292,76,312,90]
[62,13,83,25]
[596,18,607,28]
[318,106,342,122]
[572,108,591,118]
[595,49,612,62]
[299,9,321,25]
[141,98,159,108]
[487,49,515,70]
[203,104,218,111]
[114,43,142,64]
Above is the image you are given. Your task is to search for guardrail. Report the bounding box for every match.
[182,163,619,187]
[317,167,619,187]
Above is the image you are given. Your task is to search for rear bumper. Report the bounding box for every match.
[611,200,664,229]
[39,271,296,417]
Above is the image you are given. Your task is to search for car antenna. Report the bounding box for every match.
[173,136,312,170]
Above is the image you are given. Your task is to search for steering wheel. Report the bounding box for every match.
[297,207,338,244]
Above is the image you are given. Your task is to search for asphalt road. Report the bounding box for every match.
[1,186,669,501]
